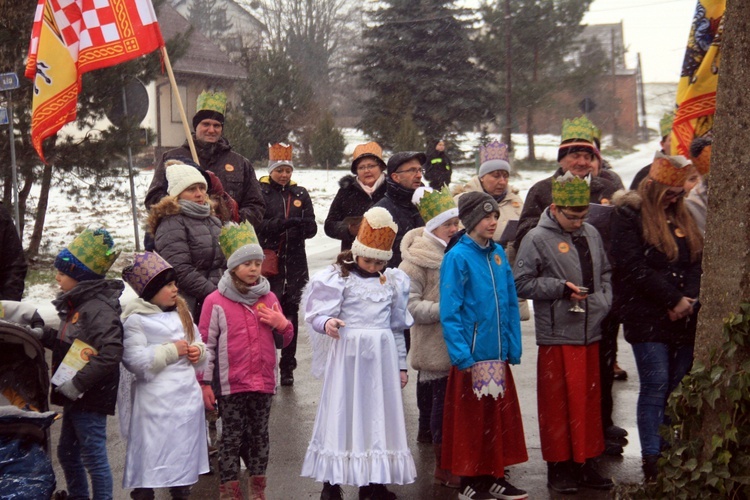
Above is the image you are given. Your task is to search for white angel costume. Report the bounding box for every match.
[301,266,417,487]
[118,299,209,489]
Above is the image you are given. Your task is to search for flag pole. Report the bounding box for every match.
[160,45,198,163]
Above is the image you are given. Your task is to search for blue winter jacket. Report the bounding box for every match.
[440,234,523,370]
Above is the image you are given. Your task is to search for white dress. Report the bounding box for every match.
[118,308,209,489]
[301,266,417,487]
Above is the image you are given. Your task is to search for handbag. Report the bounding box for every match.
[261,248,279,277]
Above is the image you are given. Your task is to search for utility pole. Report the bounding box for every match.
[503,0,512,150]
[636,52,648,141]
[610,27,618,146]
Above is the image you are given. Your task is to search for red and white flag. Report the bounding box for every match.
[25,0,165,162]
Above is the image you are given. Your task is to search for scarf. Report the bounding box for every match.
[218,270,270,306]
[178,199,211,219]
[358,173,385,197]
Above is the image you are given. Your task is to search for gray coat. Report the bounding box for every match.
[513,208,612,346]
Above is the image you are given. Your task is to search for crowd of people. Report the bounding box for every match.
[0,89,711,500]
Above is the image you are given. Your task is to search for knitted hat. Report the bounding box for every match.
[552,171,590,207]
[166,162,208,197]
[458,192,499,234]
[660,111,675,139]
[220,222,264,270]
[164,158,212,192]
[478,140,511,178]
[122,252,176,302]
[351,142,386,174]
[386,151,427,176]
[55,227,120,282]
[351,207,398,261]
[690,136,712,176]
[268,143,294,173]
[412,186,459,234]
[558,116,598,162]
[649,151,692,187]
[193,90,227,130]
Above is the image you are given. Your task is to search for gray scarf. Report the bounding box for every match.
[178,199,211,219]
[218,270,270,306]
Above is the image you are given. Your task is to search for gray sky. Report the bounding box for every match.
[584,0,697,83]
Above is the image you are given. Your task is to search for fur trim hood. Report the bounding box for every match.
[612,189,641,210]
[452,175,520,197]
[400,227,445,270]
[147,196,216,235]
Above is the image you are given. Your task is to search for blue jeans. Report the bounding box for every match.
[428,376,448,444]
[631,342,694,457]
[57,408,112,500]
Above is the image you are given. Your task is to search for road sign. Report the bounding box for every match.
[0,73,19,92]
[0,108,7,126]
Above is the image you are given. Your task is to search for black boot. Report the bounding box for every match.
[546,461,577,494]
[280,368,294,386]
[642,455,659,483]
[321,482,343,500]
[577,460,614,490]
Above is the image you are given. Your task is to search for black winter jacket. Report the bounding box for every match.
[43,280,124,414]
[324,174,387,251]
[0,205,27,300]
[145,136,265,227]
[610,190,702,345]
[423,150,452,190]
[374,179,425,268]
[257,177,317,306]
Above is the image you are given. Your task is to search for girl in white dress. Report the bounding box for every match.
[302,207,417,500]
[119,252,209,499]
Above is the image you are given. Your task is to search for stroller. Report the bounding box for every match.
[0,305,58,499]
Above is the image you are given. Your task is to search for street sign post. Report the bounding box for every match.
[0,72,20,235]
[0,107,7,126]
[0,72,19,92]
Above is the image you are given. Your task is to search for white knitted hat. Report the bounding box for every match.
[166,163,208,197]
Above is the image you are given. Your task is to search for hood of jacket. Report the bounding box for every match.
[259,175,298,189]
[54,279,124,317]
[613,189,641,211]
[536,206,587,237]
[453,175,520,197]
[146,195,216,235]
[385,178,418,207]
[400,227,445,270]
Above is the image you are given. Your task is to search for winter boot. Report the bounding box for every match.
[321,482,344,500]
[433,444,460,488]
[130,488,155,500]
[577,460,614,490]
[168,485,192,499]
[219,481,242,500]
[546,461,577,494]
[248,475,267,500]
[642,455,659,483]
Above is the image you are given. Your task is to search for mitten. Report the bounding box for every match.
[55,379,83,400]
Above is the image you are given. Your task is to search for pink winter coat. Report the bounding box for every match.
[198,290,294,395]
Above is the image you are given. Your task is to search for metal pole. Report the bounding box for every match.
[122,81,141,251]
[637,53,648,141]
[8,90,20,237]
[503,0,513,150]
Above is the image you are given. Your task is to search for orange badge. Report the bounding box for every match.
[512,201,520,208]
[675,228,686,238]
[81,347,95,362]
[494,254,502,266]
[71,312,80,324]
[225,164,235,172]
[293,199,302,208]
[601,198,610,205]
[257,303,266,309]
[558,242,570,253]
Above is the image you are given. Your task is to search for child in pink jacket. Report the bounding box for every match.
[199,222,294,499]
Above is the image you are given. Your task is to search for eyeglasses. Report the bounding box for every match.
[559,210,589,222]
[357,164,380,172]
[395,167,425,176]
[664,189,686,200]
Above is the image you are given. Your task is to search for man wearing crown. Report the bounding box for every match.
[146,91,265,228]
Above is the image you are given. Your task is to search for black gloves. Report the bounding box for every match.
[282,217,304,229]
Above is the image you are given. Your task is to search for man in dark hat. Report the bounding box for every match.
[145,90,265,228]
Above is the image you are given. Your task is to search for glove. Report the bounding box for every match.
[258,303,289,331]
[55,380,83,401]
[30,327,45,340]
[282,217,303,229]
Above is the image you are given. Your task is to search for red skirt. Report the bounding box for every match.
[537,343,604,463]
[441,364,528,477]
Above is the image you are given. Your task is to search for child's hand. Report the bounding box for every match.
[173,340,189,356]
[201,384,216,410]
[258,303,289,331]
[187,344,201,363]
[324,318,345,339]
[400,370,408,389]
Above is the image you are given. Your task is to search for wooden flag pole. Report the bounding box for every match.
[161,45,198,163]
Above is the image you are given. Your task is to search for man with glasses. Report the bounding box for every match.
[514,172,614,494]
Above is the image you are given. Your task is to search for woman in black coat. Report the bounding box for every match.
[324,142,387,251]
[610,152,703,482]
[257,145,317,386]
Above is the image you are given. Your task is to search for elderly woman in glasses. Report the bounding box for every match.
[324,142,388,252]
[610,152,703,483]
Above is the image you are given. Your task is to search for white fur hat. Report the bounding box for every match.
[351,207,399,262]
[166,163,208,197]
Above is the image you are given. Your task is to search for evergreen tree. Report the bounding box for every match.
[476,0,607,159]
[356,0,489,149]
[310,112,346,168]
[188,0,232,42]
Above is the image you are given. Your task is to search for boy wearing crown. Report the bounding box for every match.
[31,227,124,500]
[513,173,614,494]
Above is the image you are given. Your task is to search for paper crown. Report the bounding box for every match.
[692,143,711,176]
[561,116,597,144]
[352,142,383,162]
[660,111,675,139]
[591,124,602,143]
[122,252,173,298]
[196,90,227,115]
[269,143,292,162]
[219,221,260,260]
[351,207,398,262]
[648,151,692,187]
[413,186,458,233]
[479,140,510,165]
[552,171,590,207]
[55,227,120,281]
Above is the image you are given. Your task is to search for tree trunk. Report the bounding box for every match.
[27,164,52,257]
[526,107,536,162]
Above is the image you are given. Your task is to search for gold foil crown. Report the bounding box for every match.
[415,186,457,224]
[219,222,260,260]
[648,152,691,187]
[552,172,590,207]
[196,90,227,115]
[269,143,293,162]
[660,111,675,139]
[561,116,597,144]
